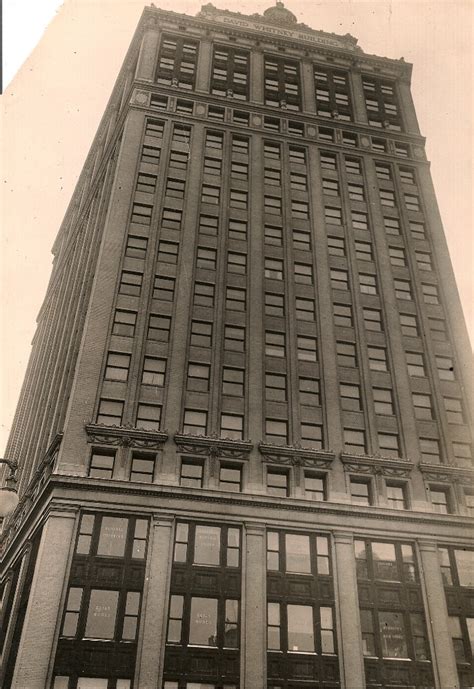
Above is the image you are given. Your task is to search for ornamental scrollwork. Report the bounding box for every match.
[174,433,253,460]
[85,423,168,450]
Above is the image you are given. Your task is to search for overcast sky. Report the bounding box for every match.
[1,0,472,456]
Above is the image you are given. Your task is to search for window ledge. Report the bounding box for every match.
[259,443,335,468]
[341,453,414,477]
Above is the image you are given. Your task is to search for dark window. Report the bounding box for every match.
[264,56,301,111]
[156,35,198,90]
[180,460,203,488]
[314,67,352,120]
[148,314,171,342]
[104,352,130,382]
[220,413,244,440]
[363,77,402,131]
[89,450,116,478]
[153,276,175,301]
[211,46,250,100]
[112,309,137,338]
[97,399,123,426]
[267,469,289,497]
[136,403,161,431]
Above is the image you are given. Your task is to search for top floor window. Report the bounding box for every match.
[156,35,198,90]
[211,46,249,100]
[314,67,352,121]
[264,56,301,111]
[362,76,402,131]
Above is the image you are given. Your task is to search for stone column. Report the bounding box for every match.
[11,508,77,689]
[418,540,459,689]
[135,514,174,689]
[333,532,366,689]
[136,20,160,82]
[349,66,368,125]
[243,523,266,688]
[196,37,212,93]
[250,49,264,104]
[397,78,421,135]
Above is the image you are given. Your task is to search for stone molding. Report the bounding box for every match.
[85,423,168,450]
[174,433,253,459]
[259,443,335,469]
[418,462,474,484]
[341,452,414,477]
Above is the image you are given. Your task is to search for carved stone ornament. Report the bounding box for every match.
[259,442,335,469]
[418,461,474,485]
[360,135,371,148]
[134,90,149,106]
[413,146,425,160]
[341,453,414,478]
[174,433,253,460]
[85,423,168,450]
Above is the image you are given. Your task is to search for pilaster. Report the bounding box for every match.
[333,532,366,689]
[136,21,160,82]
[135,514,174,689]
[196,36,212,93]
[11,509,77,689]
[349,65,368,125]
[250,48,264,104]
[418,540,459,689]
[398,77,421,135]
[243,523,266,688]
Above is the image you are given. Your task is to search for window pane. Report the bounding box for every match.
[372,542,398,581]
[287,604,315,652]
[285,534,311,574]
[194,525,221,565]
[97,517,128,557]
[84,589,119,639]
[379,611,408,658]
[189,598,218,646]
[455,550,474,586]
[77,681,109,689]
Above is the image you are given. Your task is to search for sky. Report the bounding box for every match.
[1,0,473,456]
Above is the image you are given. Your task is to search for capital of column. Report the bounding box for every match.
[333,531,354,546]
[417,539,438,554]
[152,513,175,529]
[245,522,266,537]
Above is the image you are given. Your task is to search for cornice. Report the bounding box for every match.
[341,453,414,478]
[259,443,335,469]
[174,433,253,459]
[418,462,474,484]
[85,423,168,450]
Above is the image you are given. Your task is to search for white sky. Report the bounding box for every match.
[1,0,473,456]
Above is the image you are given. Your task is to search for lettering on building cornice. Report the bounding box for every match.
[198,11,356,51]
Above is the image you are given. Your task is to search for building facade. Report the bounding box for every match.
[1,3,473,688]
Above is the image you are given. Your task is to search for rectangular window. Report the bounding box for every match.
[330,268,349,291]
[372,138,386,153]
[208,106,225,121]
[368,346,388,372]
[320,152,337,170]
[363,308,383,332]
[375,162,392,181]
[380,190,396,207]
[350,478,371,505]
[97,399,123,426]
[222,367,245,397]
[165,177,185,199]
[264,56,301,111]
[345,157,361,175]
[359,273,378,295]
[211,45,249,99]
[305,473,326,501]
[348,183,364,202]
[119,271,143,297]
[267,469,289,497]
[130,453,155,483]
[157,36,198,89]
[373,388,394,416]
[422,283,440,304]
[187,362,211,392]
[264,167,282,186]
[327,235,346,257]
[219,464,242,492]
[229,218,247,241]
[196,246,217,271]
[413,393,433,420]
[325,206,342,225]
[405,194,420,211]
[351,211,369,231]
[378,432,399,457]
[153,276,175,302]
[265,292,284,318]
[230,189,248,209]
[265,224,282,246]
[226,287,246,311]
[340,383,362,411]
[293,227,311,251]
[131,203,153,225]
[193,282,215,308]
[444,397,464,424]
[141,357,166,386]
[265,195,282,215]
[334,303,353,328]
[420,438,441,463]
[363,76,402,131]
[399,167,416,184]
[389,246,406,267]
[265,258,284,280]
[112,309,137,338]
[400,313,418,337]
[190,320,212,348]
[291,200,309,219]
[379,611,408,658]
[231,160,248,180]
[290,172,307,191]
[386,483,407,510]
[136,403,161,431]
[148,314,171,342]
[125,234,148,260]
[265,331,285,358]
[384,216,400,235]
[430,486,450,514]
[204,156,222,176]
[314,67,353,120]
[157,241,179,264]
[89,450,115,478]
[297,335,317,362]
[264,116,280,132]
[301,423,323,449]
[265,419,288,445]
[406,351,426,377]
[104,352,130,382]
[394,279,412,300]
[201,185,220,205]
[344,429,366,453]
[355,241,373,262]
[162,208,183,229]
[294,263,313,284]
[225,325,246,352]
[416,252,433,271]
[295,297,315,321]
[220,413,244,440]
[145,118,164,139]
[319,126,334,142]
[436,356,455,380]
[183,410,207,435]
[299,377,320,406]
[336,341,357,367]
[322,178,339,196]
[180,460,203,488]
[410,221,426,240]
[168,151,188,171]
[265,373,287,402]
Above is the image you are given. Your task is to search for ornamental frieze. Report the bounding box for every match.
[85,423,168,450]
[341,453,413,478]
[174,433,253,460]
[259,443,335,469]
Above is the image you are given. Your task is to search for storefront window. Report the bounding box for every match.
[189,597,218,646]
[194,526,221,565]
[379,611,408,658]
[285,534,311,574]
[287,604,314,652]
[84,590,119,639]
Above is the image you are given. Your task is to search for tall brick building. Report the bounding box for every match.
[1,3,473,689]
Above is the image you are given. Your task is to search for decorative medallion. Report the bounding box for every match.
[134,90,149,105]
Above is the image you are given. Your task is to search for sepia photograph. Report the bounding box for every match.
[1,1,472,688]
